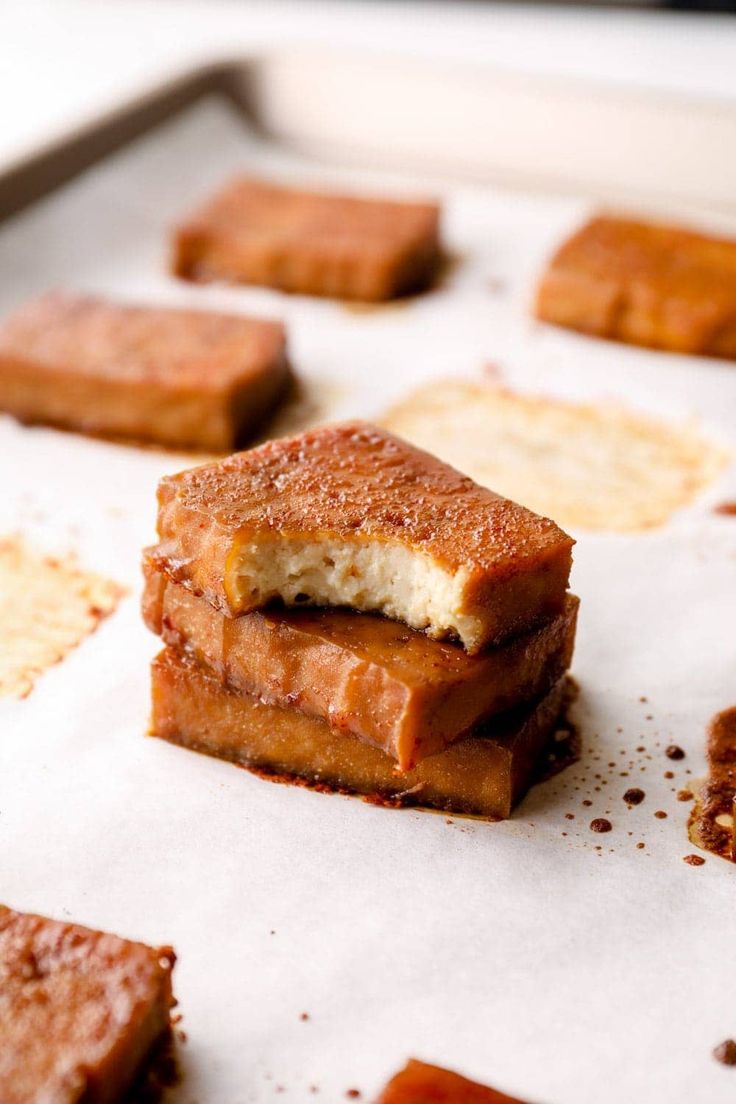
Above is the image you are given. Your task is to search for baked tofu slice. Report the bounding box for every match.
[143,553,578,770]
[377,1059,533,1104]
[0,293,290,450]
[150,647,565,820]
[0,904,176,1104]
[172,176,441,301]
[155,422,574,654]
[535,214,736,358]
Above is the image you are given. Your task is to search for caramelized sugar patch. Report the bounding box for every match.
[0,536,123,698]
[384,380,729,531]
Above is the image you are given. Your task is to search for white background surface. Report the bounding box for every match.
[0,94,735,1104]
[2,5,736,1103]
[4,0,736,171]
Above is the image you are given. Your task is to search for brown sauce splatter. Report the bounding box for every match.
[683,854,705,866]
[713,1039,736,1065]
[714,502,736,516]
[666,745,685,760]
[654,810,668,819]
[623,788,645,806]
[590,818,612,833]
[688,707,736,863]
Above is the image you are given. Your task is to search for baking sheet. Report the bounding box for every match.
[1,96,735,1104]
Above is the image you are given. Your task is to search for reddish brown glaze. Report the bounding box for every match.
[376,1059,534,1104]
[155,421,574,650]
[0,904,176,1104]
[150,647,566,820]
[172,176,441,302]
[0,293,290,450]
[143,555,578,770]
[535,215,736,357]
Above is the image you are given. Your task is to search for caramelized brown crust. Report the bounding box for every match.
[0,905,175,1104]
[155,422,573,651]
[143,553,578,770]
[535,215,736,357]
[0,293,290,450]
[688,706,736,862]
[377,1059,533,1104]
[150,647,565,819]
[172,176,441,301]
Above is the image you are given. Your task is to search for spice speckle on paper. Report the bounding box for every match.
[0,536,123,698]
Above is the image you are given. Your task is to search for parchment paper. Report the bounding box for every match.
[1,97,735,1104]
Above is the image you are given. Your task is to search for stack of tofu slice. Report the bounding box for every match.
[143,422,578,819]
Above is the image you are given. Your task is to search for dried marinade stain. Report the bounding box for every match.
[0,535,124,698]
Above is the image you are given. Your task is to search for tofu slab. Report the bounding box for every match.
[150,647,565,819]
[535,215,736,357]
[377,1059,533,1104]
[143,552,578,770]
[155,422,574,653]
[0,293,290,450]
[0,904,175,1104]
[172,176,441,301]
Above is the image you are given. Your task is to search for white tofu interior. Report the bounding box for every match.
[228,538,479,647]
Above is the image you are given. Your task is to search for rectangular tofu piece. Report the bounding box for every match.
[0,293,290,450]
[172,176,441,301]
[0,904,176,1104]
[143,552,578,770]
[150,646,565,819]
[535,214,736,357]
[155,422,574,653]
[377,1060,531,1104]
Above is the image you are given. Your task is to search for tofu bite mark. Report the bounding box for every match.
[172,176,442,302]
[155,422,574,653]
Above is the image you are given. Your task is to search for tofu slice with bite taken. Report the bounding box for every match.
[155,422,574,653]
